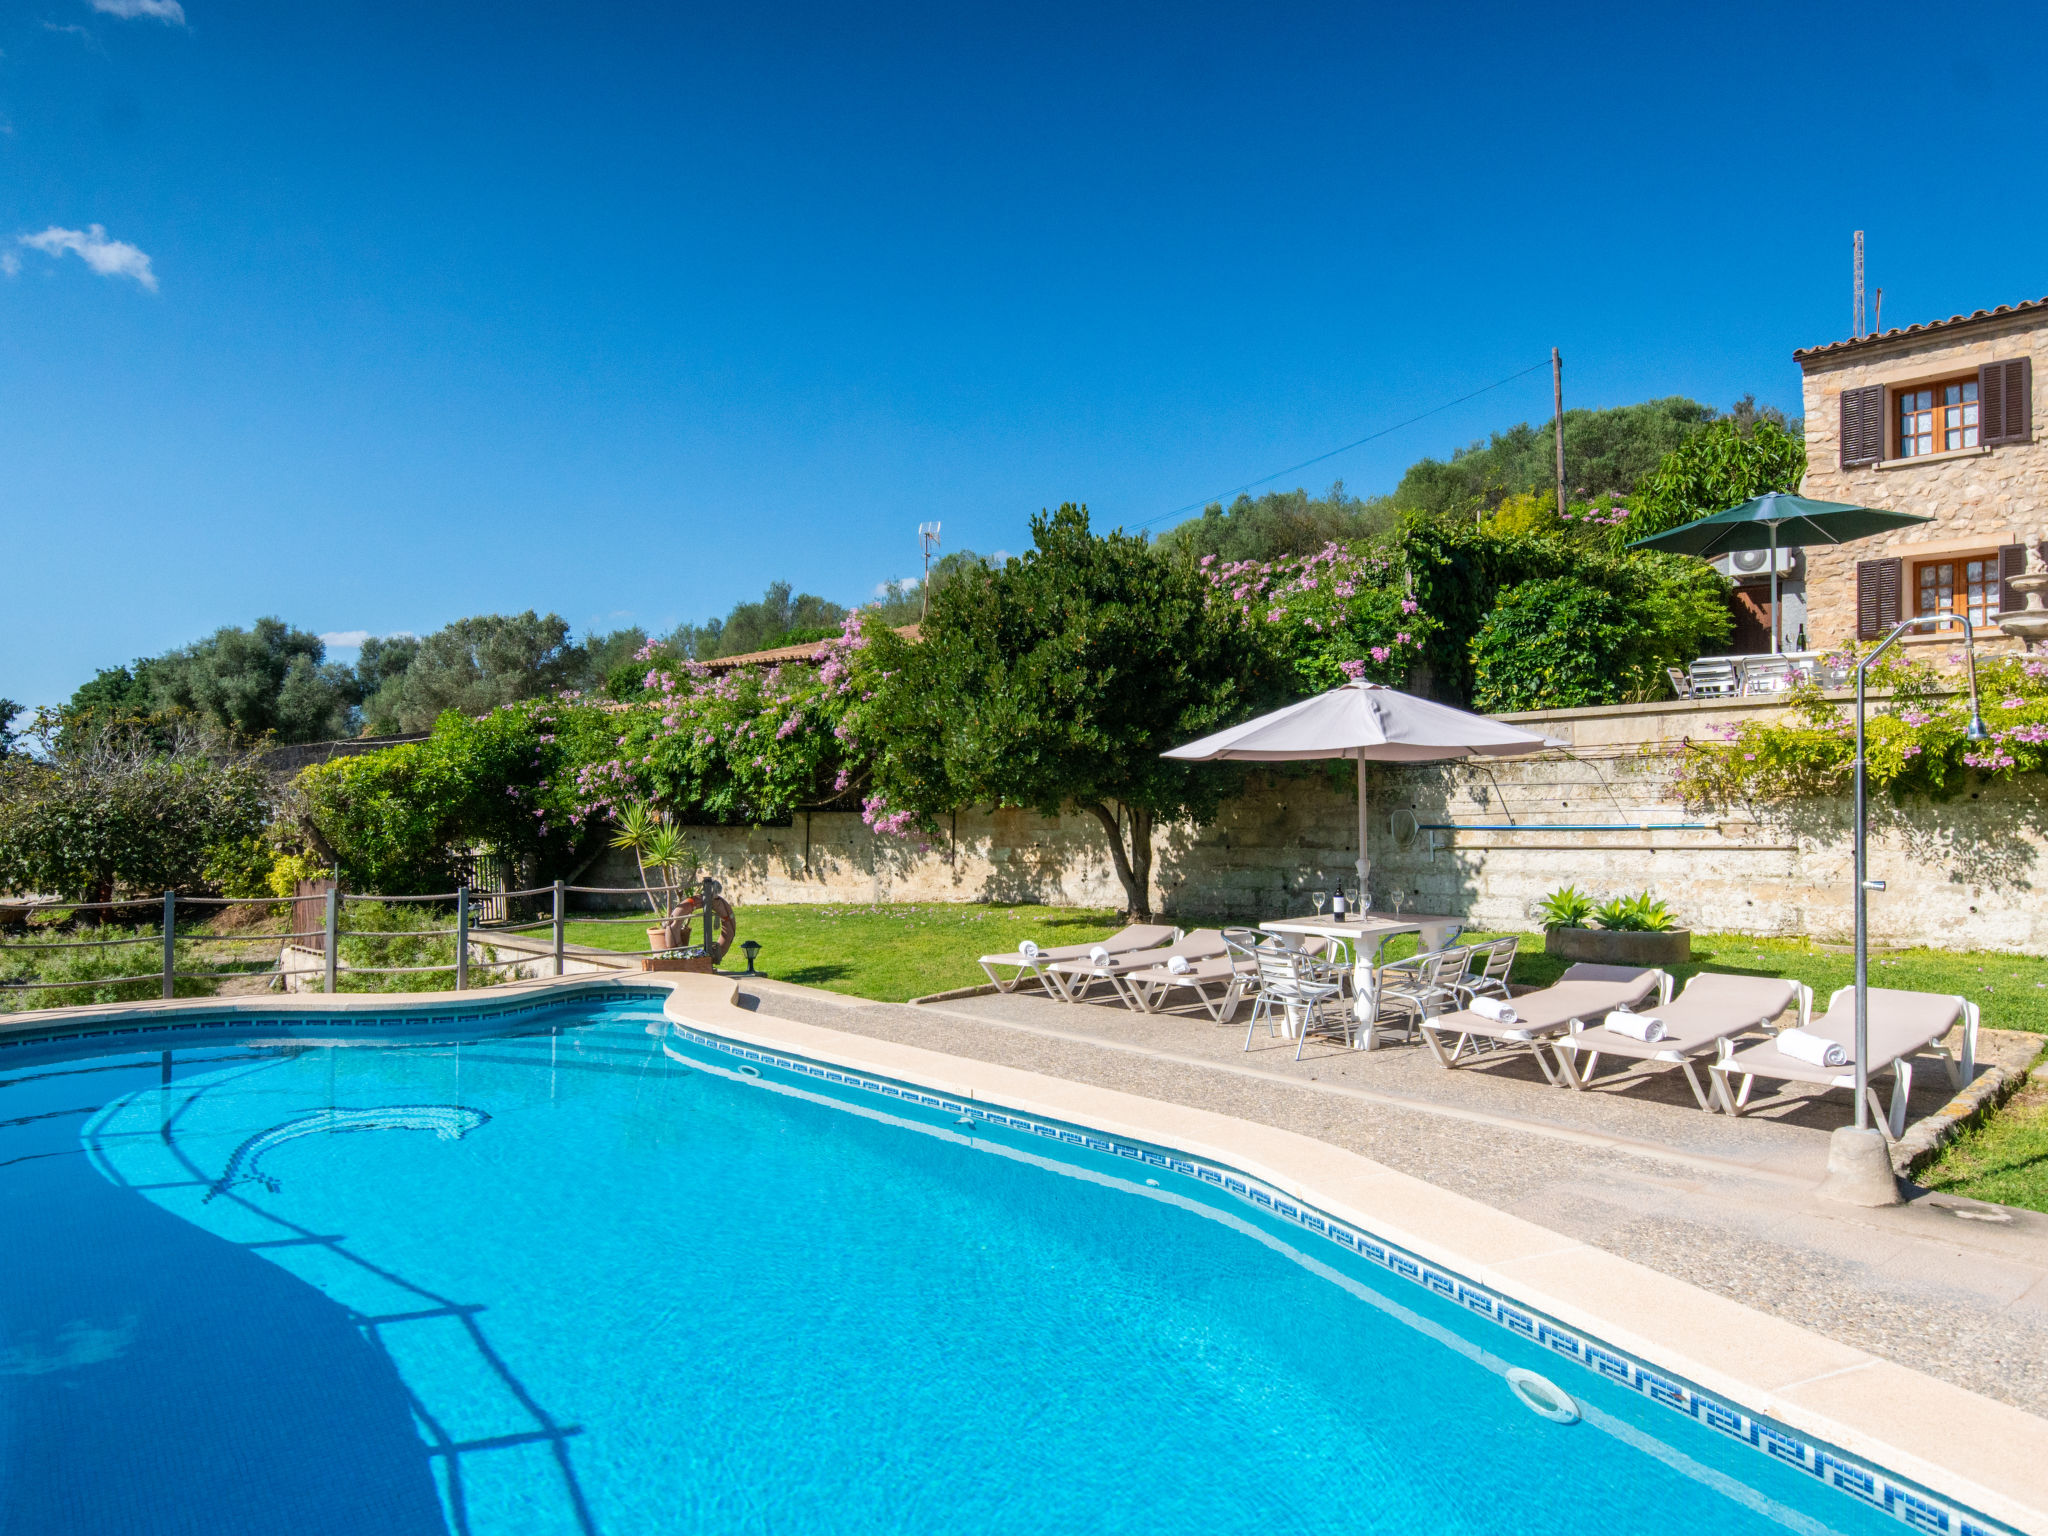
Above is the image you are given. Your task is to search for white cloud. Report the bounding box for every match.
[17,225,157,291]
[320,630,415,652]
[88,0,186,23]
[0,252,17,278]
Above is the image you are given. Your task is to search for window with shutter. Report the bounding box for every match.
[1856,557,1902,639]
[1839,385,1885,467]
[1980,358,2034,446]
[2001,543,2029,618]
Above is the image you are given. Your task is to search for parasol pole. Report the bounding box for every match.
[1355,746,1369,900]
[1769,519,1782,654]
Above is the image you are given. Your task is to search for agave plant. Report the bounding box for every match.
[1535,885,1595,931]
[1591,892,1676,933]
[609,803,700,913]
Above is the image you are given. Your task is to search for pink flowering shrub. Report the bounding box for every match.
[1671,652,2048,808]
[1200,541,1431,690]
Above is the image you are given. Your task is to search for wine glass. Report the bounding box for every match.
[1313,890,1329,920]
[1358,887,1374,916]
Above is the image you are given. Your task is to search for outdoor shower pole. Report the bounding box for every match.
[1852,614,1985,1130]
[455,886,470,991]
[161,890,176,1000]
[552,879,565,977]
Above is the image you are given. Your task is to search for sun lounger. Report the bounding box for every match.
[1418,964,1672,1082]
[976,923,1176,994]
[1122,949,1255,1019]
[1710,986,1978,1137]
[1045,929,1228,1003]
[1552,973,1809,1110]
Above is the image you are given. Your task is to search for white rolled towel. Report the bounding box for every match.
[1470,996,1518,1024]
[1603,1011,1667,1042]
[1775,1028,1847,1068]
[1018,940,1041,959]
[1166,955,1192,975]
[1089,945,1111,965]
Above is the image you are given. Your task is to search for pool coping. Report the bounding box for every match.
[6,973,2045,1534]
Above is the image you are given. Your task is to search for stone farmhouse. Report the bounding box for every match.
[1793,294,2042,653]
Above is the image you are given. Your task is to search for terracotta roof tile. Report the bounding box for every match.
[1793,295,2048,363]
[699,623,921,672]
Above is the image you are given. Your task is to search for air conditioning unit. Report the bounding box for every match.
[1710,548,1799,582]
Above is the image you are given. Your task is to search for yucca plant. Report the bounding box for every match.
[1535,885,1595,931]
[609,803,700,913]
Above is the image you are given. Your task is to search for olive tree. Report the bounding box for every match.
[0,712,270,903]
[854,504,1270,919]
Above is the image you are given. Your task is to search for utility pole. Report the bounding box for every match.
[918,522,942,623]
[1551,348,1565,517]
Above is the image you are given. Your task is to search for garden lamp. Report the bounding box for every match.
[1849,614,1983,1148]
[740,939,761,975]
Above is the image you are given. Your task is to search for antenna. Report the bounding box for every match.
[1873,287,1883,336]
[918,522,941,622]
[1852,231,1865,339]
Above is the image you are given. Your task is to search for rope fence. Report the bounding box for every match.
[0,881,682,1006]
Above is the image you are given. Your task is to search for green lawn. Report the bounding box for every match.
[566,903,2048,1029]
[1920,1060,2048,1212]
[566,902,1125,1003]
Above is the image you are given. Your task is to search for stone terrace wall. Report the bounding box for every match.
[580,693,2048,953]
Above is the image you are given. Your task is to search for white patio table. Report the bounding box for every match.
[1257,913,1465,1048]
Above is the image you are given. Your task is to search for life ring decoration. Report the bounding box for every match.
[663,887,738,963]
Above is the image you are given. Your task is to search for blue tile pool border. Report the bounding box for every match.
[668,1019,2017,1536]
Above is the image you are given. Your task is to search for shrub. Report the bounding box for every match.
[1535,885,1595,930]
[0,713,270,903]
[1672,653,2048,808]
[0,926,221,1013]
[1200,541,1429,694]
[1470,579,1639,711]
[335,901,471,993]
[1591,893,1676,932]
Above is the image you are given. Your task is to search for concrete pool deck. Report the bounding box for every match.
[730,978,2048,1427]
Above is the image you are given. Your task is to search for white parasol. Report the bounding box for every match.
[1163,679,1560,891]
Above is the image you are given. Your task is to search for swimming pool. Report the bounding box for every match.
[0,995,2014,1535]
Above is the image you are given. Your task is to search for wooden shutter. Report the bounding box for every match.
[1980,358,2034,446]
[1856,557,1902,639]
[1839,384,1886,466]
[2000,542,2029,617]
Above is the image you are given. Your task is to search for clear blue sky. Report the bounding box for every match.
[5,0,2044,709]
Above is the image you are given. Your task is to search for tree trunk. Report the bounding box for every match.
[1085,801,1154,921]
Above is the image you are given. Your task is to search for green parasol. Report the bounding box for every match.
[1628,492,1932,653]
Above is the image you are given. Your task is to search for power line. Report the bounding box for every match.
[1136,358,1554,530]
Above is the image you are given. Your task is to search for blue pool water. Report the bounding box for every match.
[0,1001,1993,1535]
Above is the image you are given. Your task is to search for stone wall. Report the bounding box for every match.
[578,693,2048,954]
[1797,307,2046,652]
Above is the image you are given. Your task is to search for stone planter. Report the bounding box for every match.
[642,954,719,974]
[1543,927,1691,967]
